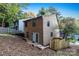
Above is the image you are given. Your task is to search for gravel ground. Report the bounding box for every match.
[0,35,79,56]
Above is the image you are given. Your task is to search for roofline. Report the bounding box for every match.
[23,14,56,22]
[23,16,43,22]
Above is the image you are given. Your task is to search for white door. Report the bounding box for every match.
[32,32,39,43]
[32,32,36,43]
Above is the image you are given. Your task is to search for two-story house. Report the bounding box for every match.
[24,14,60,46]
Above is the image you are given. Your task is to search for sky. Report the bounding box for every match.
[22,3,79,19]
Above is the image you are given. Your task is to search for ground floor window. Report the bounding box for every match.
[50,32,53,37]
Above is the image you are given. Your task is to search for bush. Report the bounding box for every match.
[66,38,76,43]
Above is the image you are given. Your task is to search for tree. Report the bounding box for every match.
[37,7,46,16]
[0,3,8,27]
[47,7,60,15]
[0,3,28,27]
[61,17,76,39]
[37,7,60,16]
[24,11,36,18]
[74,20,79,34]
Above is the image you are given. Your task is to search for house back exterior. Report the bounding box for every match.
[24,14,60,45]
[14,19,26,33]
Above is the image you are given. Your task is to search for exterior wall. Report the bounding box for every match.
[18,19,25,32]
[24,17,43,45]
[43,14,60,45]
[14,19,26,33]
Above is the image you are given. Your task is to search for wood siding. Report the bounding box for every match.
[24,16,43,45]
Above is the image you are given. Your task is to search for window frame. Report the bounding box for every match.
[50,32,53,37]
[32,20,36,27]
[47,21,50,27]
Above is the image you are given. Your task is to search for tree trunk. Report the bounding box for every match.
[2,16,5,27]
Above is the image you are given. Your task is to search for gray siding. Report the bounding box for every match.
[43,14,60,45]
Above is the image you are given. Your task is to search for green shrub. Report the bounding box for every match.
[66,38,76,43]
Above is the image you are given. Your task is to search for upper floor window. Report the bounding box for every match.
[32,20,36,27]
[47,21,50,27]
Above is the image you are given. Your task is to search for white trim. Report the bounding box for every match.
[32,32,39,43]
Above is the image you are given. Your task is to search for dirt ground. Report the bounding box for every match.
[0,35,79,56]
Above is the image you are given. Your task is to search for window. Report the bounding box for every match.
[50,32,53,37]
[26,32,29,38]
[32,20,36,27]
[25,22,27,27]
[47,21,50,27]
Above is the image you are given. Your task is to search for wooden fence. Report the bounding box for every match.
[0,27,21,34]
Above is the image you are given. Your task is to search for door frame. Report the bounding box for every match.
[32,32,39,43]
